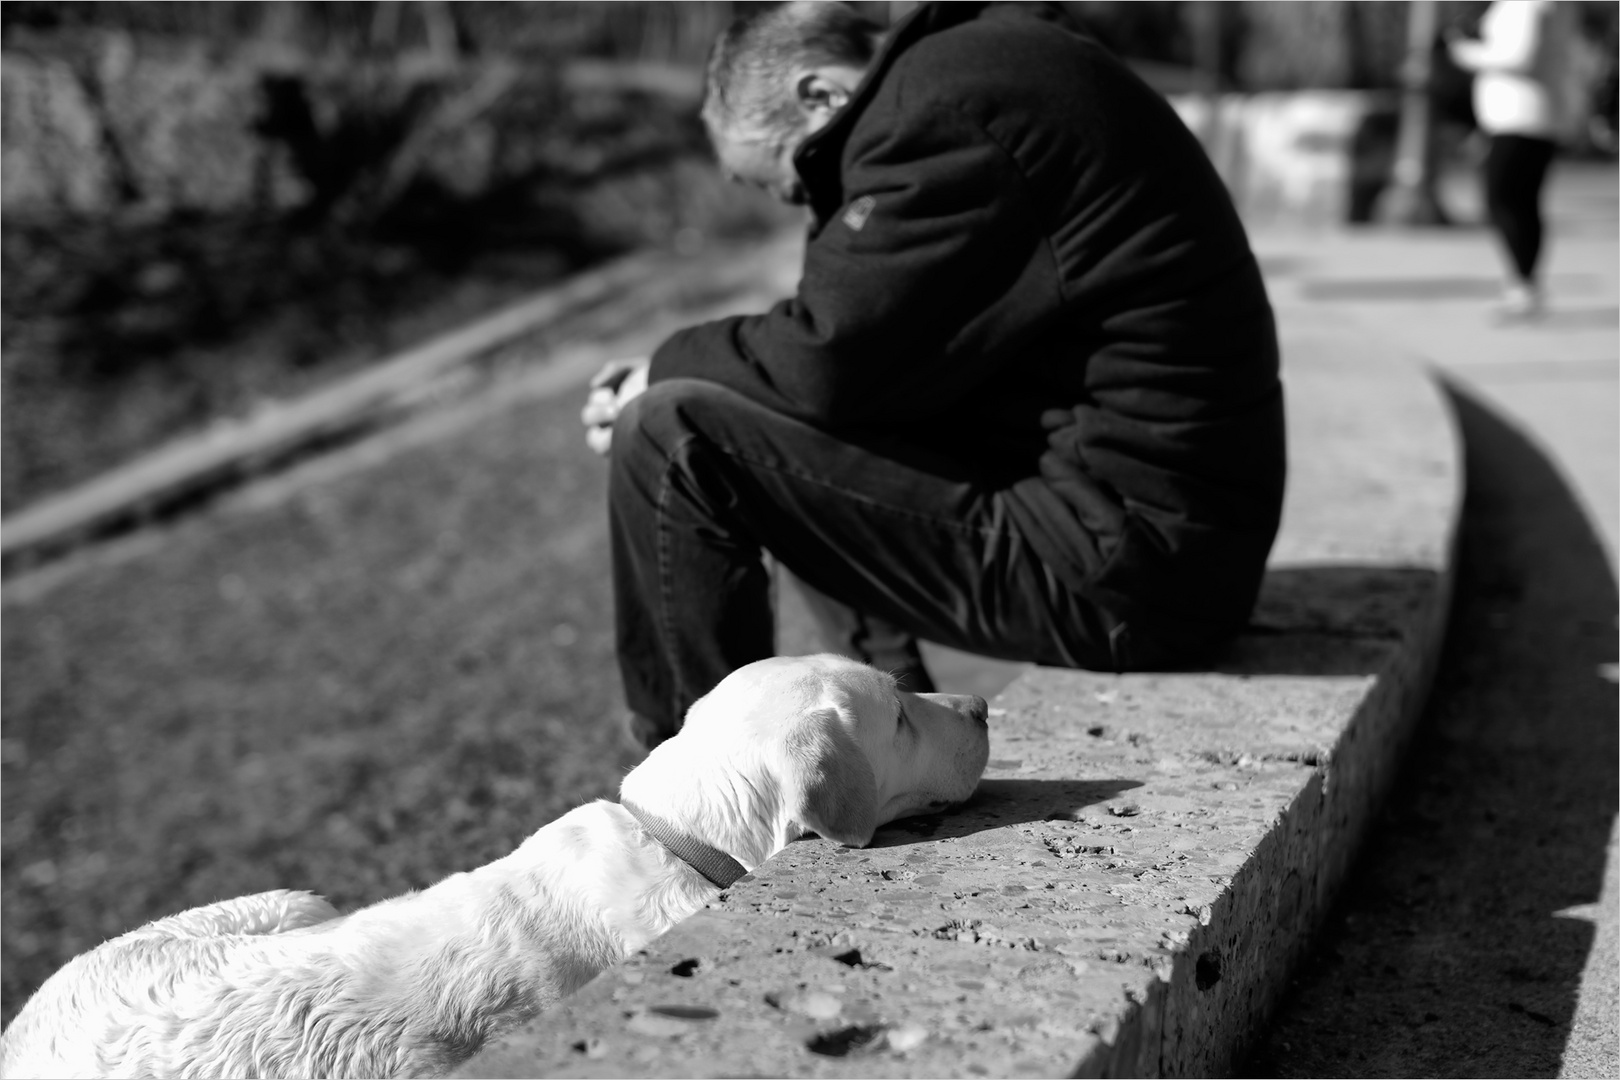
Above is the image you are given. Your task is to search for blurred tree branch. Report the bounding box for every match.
[61,32,143,206]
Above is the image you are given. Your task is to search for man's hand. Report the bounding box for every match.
[581,357,650,456]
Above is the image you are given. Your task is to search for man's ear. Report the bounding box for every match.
[794,71,851,119]
[783,707,878,847]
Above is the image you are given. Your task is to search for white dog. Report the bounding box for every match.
[1,654,989,1079]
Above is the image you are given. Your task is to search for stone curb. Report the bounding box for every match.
[457,307,1462,1078]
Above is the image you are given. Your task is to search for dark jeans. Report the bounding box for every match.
[608,378,1131,743]
[1483,133,1557,283]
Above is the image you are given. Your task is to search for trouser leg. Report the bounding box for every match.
[783,571,936,692]
[1484,134,1557,284]
[607,393,776,741]
[608,379,1117,742]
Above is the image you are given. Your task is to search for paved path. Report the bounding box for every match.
[1246,161,1618,1077]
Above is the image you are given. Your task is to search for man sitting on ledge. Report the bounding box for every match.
[581,1,1287,748]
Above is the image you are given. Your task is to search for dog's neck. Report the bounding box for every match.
[449,800,725,994]
[619,733,808,872]
[622,800,748,889]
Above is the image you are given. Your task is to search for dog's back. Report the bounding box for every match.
[1,890,340,1078]
[0,810,660,1079]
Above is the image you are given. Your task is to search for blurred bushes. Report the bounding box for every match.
[0,3,799,513]
[4,2,1541,232]
[0,2,767,223]
[1072,2,1477,92]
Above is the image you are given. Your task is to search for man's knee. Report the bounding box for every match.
[614,378,737,453]
[609,379,755,513]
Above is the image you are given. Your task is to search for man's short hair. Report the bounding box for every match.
[702,1,885,146]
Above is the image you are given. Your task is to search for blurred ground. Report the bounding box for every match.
[1,370,638,1023]
[1245,160,1618,1078]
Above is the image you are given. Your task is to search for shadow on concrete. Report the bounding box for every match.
[1247,381,1618,1077]
[865,778,1143,848]
[1233,563,1443,678]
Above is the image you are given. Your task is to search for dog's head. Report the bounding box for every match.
[620,654,990,867]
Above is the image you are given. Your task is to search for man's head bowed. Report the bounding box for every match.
[701,1,886,202]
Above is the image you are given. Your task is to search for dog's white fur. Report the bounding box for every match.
[1,654,989,1079]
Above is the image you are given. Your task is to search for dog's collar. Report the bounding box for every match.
[621,801,748,889]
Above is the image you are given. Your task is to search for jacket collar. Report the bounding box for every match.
[792,2,987,222]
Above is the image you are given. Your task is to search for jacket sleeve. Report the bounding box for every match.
[648,102,1051,426]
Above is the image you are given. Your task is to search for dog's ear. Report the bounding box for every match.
[783,707,878,847]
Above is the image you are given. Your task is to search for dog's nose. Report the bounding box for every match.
[920,692,991,724]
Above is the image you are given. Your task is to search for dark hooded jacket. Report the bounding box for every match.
[648,2,1286,644]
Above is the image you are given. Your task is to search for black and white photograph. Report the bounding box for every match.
[1,2,1615,1076]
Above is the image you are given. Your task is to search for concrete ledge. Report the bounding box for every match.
[458,308,1461,1078]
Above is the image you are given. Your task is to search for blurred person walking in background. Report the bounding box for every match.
[1447,0,1580,320]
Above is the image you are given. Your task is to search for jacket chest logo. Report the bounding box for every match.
[841,195,876,231]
